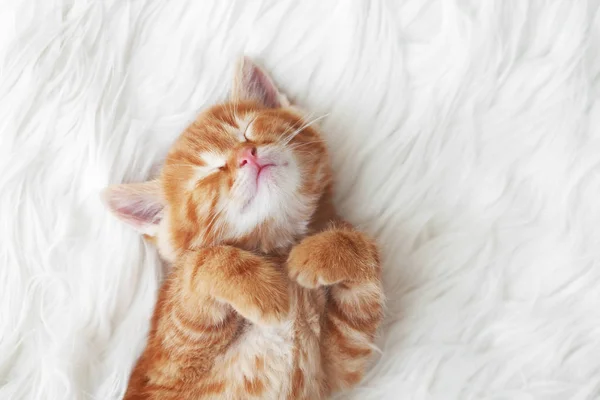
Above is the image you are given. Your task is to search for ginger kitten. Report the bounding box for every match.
[103,57,384,399]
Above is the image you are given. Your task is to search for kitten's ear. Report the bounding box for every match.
[231,56,289,108]
[102,180,164,236]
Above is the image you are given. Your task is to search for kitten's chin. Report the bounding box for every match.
[232,217,311,254]
[224,163,321,253]
[225,194,318,253]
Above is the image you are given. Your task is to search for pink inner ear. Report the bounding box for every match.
[243,61,281,108]
[115,199,163,227]
[103,182,164,233]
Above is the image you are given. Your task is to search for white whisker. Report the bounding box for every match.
[281,113,330,146]
[280,111,314,144]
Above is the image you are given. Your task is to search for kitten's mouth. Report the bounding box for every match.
[240,161,288,212]
[255,161,289,184]
[256,163,276,183]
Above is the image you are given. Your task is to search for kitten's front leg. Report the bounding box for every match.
[124,246,290,399]
[182,245,290,326]
[287,223,384,392]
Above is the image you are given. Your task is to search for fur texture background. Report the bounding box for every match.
[1,1,600,399]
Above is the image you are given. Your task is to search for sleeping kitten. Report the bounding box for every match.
[103,57,384,399]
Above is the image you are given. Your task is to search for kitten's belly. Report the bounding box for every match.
[203,287,324,399]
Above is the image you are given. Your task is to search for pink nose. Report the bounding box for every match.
[238,147,259,168]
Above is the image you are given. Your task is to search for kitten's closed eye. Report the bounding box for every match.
[200,152,226,169]
[186,152,227,188]
[241,116,259,142]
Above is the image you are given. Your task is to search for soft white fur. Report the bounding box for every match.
[1,1,600,399]
[226,142,304,240]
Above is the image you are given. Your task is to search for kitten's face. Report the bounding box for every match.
[104,58,331,260]
[161,101,329,255]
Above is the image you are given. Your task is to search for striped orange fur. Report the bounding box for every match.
[103,57,384,399]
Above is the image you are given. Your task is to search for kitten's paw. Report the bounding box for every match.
[187,246,290,325]
[287,227,379,289]
[228,263,290,326]
[287,243,328,289]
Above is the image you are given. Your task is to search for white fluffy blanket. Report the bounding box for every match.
[2,1,600,399]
